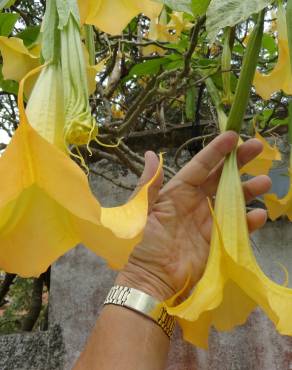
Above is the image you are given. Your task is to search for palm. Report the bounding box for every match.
[129,178,213,294]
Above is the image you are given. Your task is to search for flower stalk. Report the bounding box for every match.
[226,10,264,132]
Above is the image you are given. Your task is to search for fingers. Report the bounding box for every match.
[243,175,271,204]
[247,208,267,233]
[129,151,164,210]
[174,131,238,186]
[204,138,263,195]
[237,138,263,168]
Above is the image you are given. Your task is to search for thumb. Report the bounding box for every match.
[130,151,164,211]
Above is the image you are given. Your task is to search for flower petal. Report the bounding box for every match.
[0,119,101,277]
[240,131,281,176]
[264,171,292,221]
[0,36,39,82]
[81,0,162,35]
[82,154,163,269]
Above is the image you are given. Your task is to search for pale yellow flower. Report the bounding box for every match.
[78,0,163,35]
[253,4,292,99]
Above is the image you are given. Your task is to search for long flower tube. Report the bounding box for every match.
[78,0,163,35]
[0,65,162,277]
[167,149,292,348]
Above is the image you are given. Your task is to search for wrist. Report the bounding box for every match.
[115,262,175,302]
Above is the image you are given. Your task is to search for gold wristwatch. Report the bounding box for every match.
[104,285,175,338]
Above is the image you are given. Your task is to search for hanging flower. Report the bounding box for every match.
[166,150,292,348]
[0,36,40,97]
[78,0,163,35]
[264,146,292,221]
[253,4,292,100]
[143,18,176,55]
[167,11,193,36]
[0,36,40,82]
[0,35,101,98]
[0,64,162,277]
[143,11,193,56]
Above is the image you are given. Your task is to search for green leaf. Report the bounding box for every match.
[153,0,194,15]
[16,26,40,47]
[129,58,169,77]
[206,0,272,42]
[262,33,277,54]
[0,13,19,36]
[192,0,211,16]
[0,0,16,10]
[0,65,18,95]
[270,117,289,127]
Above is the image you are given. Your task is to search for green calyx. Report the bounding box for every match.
[60,13,97,146]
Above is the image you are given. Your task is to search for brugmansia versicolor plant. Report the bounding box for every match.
[0,0,162,277]
[1,0,292,351]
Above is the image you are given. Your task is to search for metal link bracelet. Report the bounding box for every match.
[104,285,175,338]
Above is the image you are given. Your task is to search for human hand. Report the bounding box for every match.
[116,131,271,301]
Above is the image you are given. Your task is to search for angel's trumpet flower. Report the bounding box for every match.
[0,64,162,277]
[167,150,292,348]
[78,0,163,35]
[253,4,292,100]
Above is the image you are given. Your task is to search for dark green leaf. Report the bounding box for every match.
[192,0,211,15]
[16,26,40,47]
[0,13,19,36]
[262,34,277,54]
[129,58,169,77]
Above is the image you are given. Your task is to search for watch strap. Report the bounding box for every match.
[104,285,175,338]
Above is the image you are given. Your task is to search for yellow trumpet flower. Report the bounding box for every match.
[143,18,176,56]
[0,35,101,98]
[0,36,40,82]
[167,11,193,36]
[0,36,40,97]
[78,0,163,35]
[253,4,292,100]
[0,65,162,277]
[143,11,193,56]
[167,150,292,348]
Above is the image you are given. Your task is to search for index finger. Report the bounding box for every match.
[174,131,238,186]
